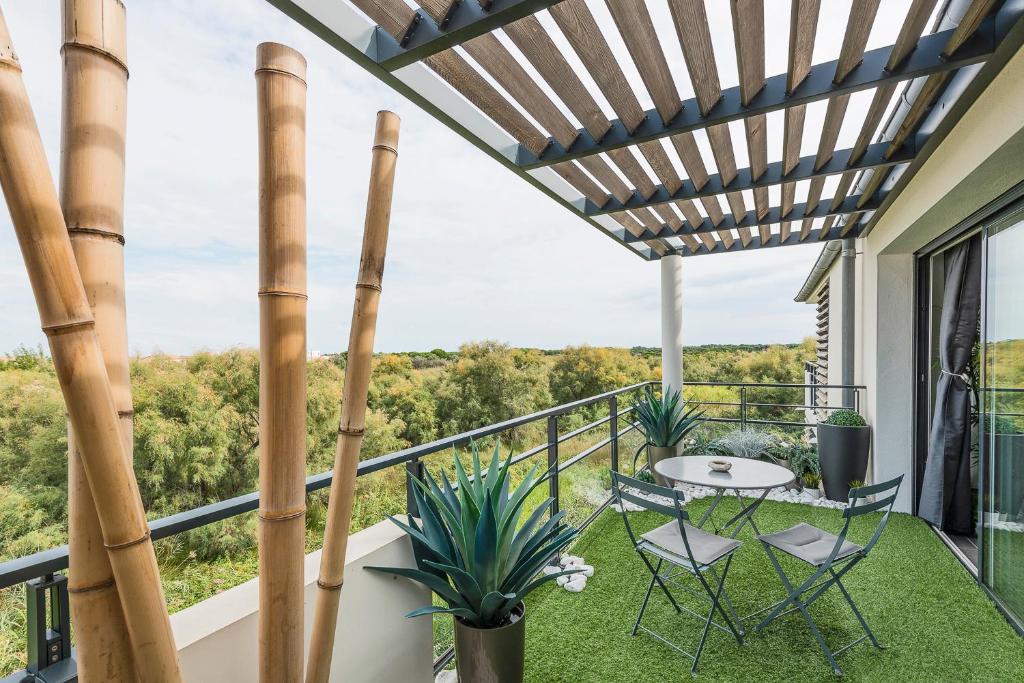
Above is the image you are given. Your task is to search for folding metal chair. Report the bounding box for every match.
[611,471,745,677]
[753,475,904,677]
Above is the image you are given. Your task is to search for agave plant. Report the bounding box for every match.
[366,441,581,629]
[634,389,704,448]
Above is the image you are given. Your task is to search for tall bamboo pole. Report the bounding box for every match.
[0,9,182,682]
[306,110,400,683]
[59,2,137,679]
[256,42,307,683]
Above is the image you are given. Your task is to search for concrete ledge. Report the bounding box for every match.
[171,517,432,682]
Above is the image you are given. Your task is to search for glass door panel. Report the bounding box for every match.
[982,212,1024,621]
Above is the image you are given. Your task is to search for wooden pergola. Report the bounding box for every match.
[266,0,1024,259]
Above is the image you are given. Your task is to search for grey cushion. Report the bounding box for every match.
[640,520,741,567]
[757,522,862,566]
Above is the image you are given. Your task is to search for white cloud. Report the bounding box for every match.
[0,0,836,355]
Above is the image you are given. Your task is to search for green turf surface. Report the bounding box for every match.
[522,499,1024,682]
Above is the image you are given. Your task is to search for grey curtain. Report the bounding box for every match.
[920,235,982,533]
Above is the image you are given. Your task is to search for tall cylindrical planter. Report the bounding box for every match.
[649,445,679,487]
[454,603,526,683]
[817,423,871,502]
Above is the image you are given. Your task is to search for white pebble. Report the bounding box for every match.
[556,574,570,586]
[559,555,583,567]
[542,565,561,576]
[564,576,587,592]
[578,564,594,577]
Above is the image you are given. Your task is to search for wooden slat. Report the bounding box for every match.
[608,148,657,199]
[834,0,883,84]
[814,0,939,227]
[667,0,721,115]
[732,1,768,221]
[461,34,580,146]
[351,0,548,154]
[850,82,897,163]
[850,1,996,213]
[616,210,670,255]
[604,0,682,125]
[888,0,940,71]
[416,0,451,23]
[798,176,825,239]
[500,10,690,204]
[638,141,685,195]
[665,0,749,244]
[678,233,702,251]
[578,156,632,205]
[548,0,674,199]
[549,0,645,131]
[788,0,821,93]
[781,0,820,239]
[797,0,884,241]
[943,0,997,57]
[500,14,647,205]
[503,15,612,139]
[552,161,608,206]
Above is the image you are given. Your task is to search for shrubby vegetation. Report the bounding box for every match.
[0,340,812,671]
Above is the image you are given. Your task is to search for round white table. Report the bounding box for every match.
[654,455,795,537]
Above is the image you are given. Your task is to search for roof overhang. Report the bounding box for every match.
[264,0,1024,261]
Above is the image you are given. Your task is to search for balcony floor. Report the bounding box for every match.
[523,498,1023,682]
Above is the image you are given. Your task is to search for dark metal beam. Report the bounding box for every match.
[517,20,997,169]
[663,221,868,258]
[620,193,880,242]
[589,141,910,215]
[374,1,566,71]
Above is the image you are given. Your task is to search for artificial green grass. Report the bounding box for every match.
[523,499,1024,682]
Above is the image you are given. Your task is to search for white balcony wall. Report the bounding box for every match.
[170,518,433,683]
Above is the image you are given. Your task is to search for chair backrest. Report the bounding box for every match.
[611,471,704,570]
[842,474,904,555]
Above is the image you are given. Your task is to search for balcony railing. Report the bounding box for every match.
[0,378,863,681]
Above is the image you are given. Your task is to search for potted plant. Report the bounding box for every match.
[818,408,871,502]
[710,428,774,460]
[784,442,819,493]
[367,442,581,683]
[634,389,704,486]
[848,479,870,506]
[802,472,822,499]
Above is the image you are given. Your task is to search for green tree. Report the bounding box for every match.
[434,341,551,441]
[549,346,652,418]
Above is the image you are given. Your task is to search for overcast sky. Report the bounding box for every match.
[0,1,922,354]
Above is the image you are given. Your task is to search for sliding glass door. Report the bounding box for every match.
[981,209,1024,623]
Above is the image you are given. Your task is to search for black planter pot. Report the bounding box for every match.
[817,423,871,502]
[454,603,525,683]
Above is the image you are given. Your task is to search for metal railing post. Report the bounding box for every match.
[609,395,619,473]
[547,415,559,518]
[24,573,73,679]
[740,386,748,430]
[406,457,424,517]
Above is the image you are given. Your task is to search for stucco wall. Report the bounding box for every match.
[170,518,433,683]
[857,46,1024,512]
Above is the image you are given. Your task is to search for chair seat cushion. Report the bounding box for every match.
[757,522,862,566]
[640,520,741,567]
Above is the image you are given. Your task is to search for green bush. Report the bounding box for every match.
[823,408,867,427]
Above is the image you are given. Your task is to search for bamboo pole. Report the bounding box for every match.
[59,2,137,679]
[0,9,182,682]
[256,42,308,683]
[306,110,400,683]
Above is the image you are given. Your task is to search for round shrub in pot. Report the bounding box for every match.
[817,408,871,502]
